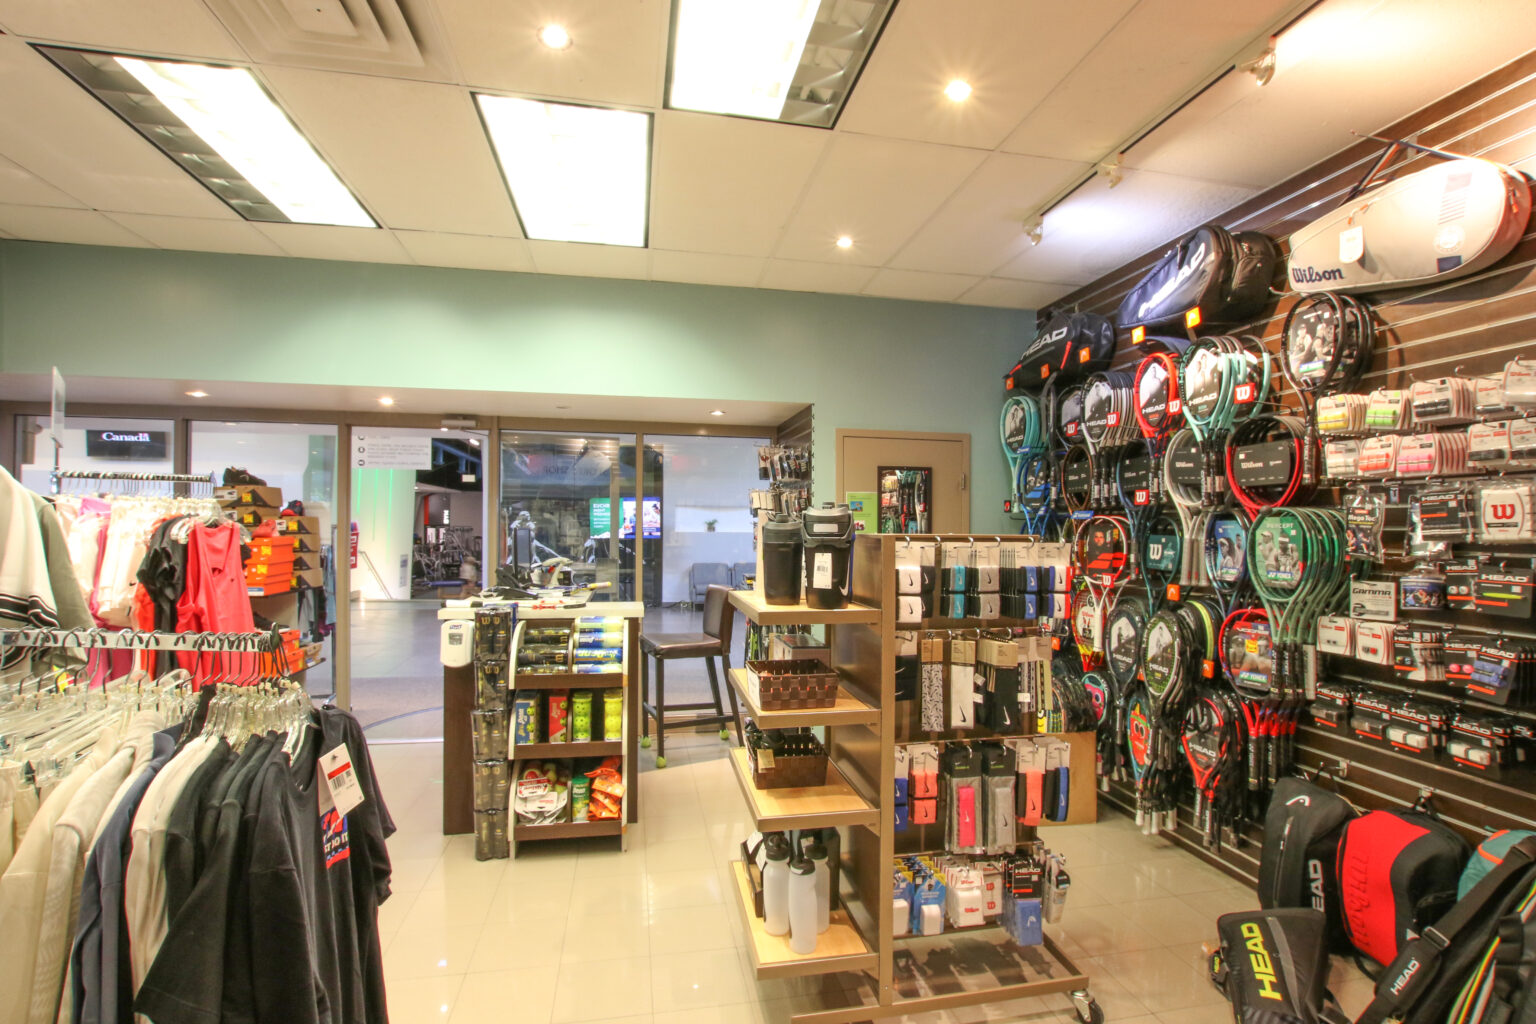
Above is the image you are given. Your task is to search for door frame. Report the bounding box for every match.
[834,428,971,532]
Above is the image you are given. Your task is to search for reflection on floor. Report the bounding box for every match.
[352,602,746,743]
[369,731,1375,1024]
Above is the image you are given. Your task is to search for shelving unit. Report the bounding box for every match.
[723,536,1098,1023]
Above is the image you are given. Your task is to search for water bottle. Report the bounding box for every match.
[804,837,830,933]
[788,856,818,954]
[761,832,791,936]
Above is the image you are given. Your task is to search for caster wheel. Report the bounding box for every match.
[655,755,667,768]
[1070,991,1103,1024]
[719,728,729,740]
[640,736,652,749]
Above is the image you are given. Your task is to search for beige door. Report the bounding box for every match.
[836,429,970,533]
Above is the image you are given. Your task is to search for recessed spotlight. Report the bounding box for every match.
[378,396,395,406]
[835,235,853,249]
[539,24,572,49]
[944,79,972,102]
[709,409,725,417]
[185,390,208,398]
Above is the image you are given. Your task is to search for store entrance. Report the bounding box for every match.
[349,426,486,741]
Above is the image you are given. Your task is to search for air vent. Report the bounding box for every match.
[202,0,454,79]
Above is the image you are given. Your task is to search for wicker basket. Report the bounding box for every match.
[747,742,828,789]
[746,658,838,710]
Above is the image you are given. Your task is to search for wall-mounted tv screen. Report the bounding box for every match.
[589,497,660,539]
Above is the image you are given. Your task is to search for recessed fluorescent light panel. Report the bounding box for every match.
[36,46,373,227]
[667,0,896,127]
[476,95,650,247]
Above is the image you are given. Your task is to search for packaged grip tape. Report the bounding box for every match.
[1350,579,1397,622]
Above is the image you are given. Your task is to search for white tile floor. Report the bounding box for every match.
[370,731,1373,1024]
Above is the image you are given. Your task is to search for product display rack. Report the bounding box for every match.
[723,537,1099,1024]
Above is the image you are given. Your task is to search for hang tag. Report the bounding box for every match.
[319,744,366,818]
[813,551,833,589]
[1339,225,1364,264]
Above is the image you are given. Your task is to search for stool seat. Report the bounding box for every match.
[641,633,721,658]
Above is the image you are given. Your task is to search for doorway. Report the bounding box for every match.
[836,428,971,533]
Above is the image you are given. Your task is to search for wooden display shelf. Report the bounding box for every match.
[728,746,878,831]
[728,668,879,730]
[511,740,622,759]
[510,672,624,689]
[729,861,878,980]
[512,819,622,841]
[728,589,881,626]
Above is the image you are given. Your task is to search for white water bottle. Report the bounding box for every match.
[789,856,819,954]
[762,832,791,936]
[804,837,830,933]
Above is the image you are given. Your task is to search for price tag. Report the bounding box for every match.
[813,551,833,589]
[1234,383,1256,404]
[1167,398,1182,416]
[318,744,366,817]
[757,748,776,770]
[1339,225,1364,264]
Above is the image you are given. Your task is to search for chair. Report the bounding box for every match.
[688,562,731,607]
[640,584,743,766]
[730,562,756,589]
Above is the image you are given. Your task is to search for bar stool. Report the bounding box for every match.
[640,583,743,767]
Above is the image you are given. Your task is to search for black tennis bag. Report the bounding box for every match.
[1117,224,1280,329]
[1258,778,1357,951]
[1003,311,1115,393]
[1211,908,1332,1023]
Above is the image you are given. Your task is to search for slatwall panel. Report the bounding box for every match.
[775,404,814,450]
[1054,48,1536,885]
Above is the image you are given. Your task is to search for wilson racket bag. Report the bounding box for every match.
[1004,311,1116,393]
[1258,778,1356,951]
[1335,808,1469,969]
[1288,141,1531,295]
[1116,224,1280,330]
[1354,835,1536,1024]
[1210,908,1333,1023]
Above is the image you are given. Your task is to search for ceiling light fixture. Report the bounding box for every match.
[468,438,481,447]
[666,0,895,127]
[1238,38,1277,85]
[378,396,395,406]
[476,94,650,247]
[38,48,374,227]
[1024,215,1044,246]
[539,24,572,50]
[835,235,853,250]
[709,409,725,416]
[944,79,972,102]
[185,390,209,398]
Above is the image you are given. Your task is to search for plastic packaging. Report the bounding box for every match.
[571,690,593,742]
[602,690,623,740]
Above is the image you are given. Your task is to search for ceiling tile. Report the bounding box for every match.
[957,278,1071,309]
[773,135,985,265]
[259,68,523,236]
[650,112,828,257]
[254,223,413,263]
[395,231,534,273]
[836,0,1140,149]
[861,269,981,303]
[0,38,238,218]
[758,259,877,296]
[888,152,1089,275]
[527,240,650,279]
[0,153,83,208]
[1001,0,1300,163]
[104,213,287,255]
[0,205,152,247]
[434,0,667,107]
[0,0,245,60]
[1125,0,1536,189]
[996,169,1258,284]
[649,250,765,288]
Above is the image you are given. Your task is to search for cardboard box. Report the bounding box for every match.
[291,533,322,554]
[294,566,324,589]
[247,578,293,597]
[217,485,284,509]
[246,560,295,579]
[275,515,320,537]
[292,553,319,573]
[248,536,297,561]
[237,506,282,528]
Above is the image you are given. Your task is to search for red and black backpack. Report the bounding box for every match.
[1335,807,1470,968]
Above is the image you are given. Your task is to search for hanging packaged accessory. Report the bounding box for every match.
[1478,479,1536,542]
[1117,223,1280,329]
[1415,486,1475,543]
[1468,420,1512,468]
[1316,394,1371,434]
[1503,355,1536,408]
[1357,435,1401,477]
[1324,439,1362,480]
[1396,431,1471,477]
[1399,566,1448,611]
[1346,486,1386,562]
[1351,579,1398,620]
[1365,388,1411,432]
[1316,614,1354,656]
[1472,564,1536,621]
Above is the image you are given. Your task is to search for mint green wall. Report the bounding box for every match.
[0,240,1030,528]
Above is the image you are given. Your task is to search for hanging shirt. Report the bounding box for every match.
[0,466,63,666]
[175,523,256,684]
[31,496,91,638]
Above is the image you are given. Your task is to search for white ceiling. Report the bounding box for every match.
[0,0,1531,308]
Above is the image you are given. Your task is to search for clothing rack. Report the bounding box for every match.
[50,470,217,496]
[0,627,279,652]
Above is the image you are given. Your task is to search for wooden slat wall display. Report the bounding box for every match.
[1047,48,1536,884]
[776,405,815,450]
